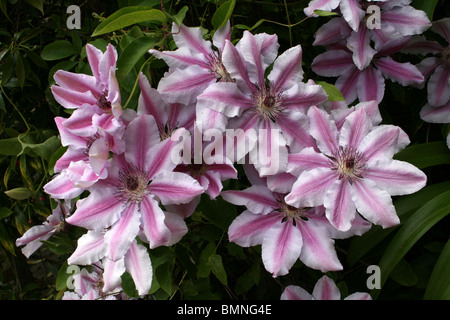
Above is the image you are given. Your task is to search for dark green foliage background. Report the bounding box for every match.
[0,0,449,300]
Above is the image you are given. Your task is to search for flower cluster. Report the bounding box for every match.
[15,5,433,299]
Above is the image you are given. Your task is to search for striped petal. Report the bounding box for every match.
[172,23,212,57]
[312,50,354,77]
[124,241,153,296]
[312,275,341,300]
[374,56,424,86]
[149,171,203,205]
[357,66,385,103]
[285,168,336,208]
[139,195,171,248]
[68,230,105,265]
[339,107,373,149]
[268,45,304,92]
[307,106,339,156]
[281,285,313,300]
[351,179,400,228]
[104,203,141,261]
[340,0,365,32]
[324,179,356,232]
[221,185,279,214]
[347,27,378,70]
[427,66,450,107]
[261,219,302,277]
[420,101,450,124]
[382,6,431,37]
[335,66,360,104]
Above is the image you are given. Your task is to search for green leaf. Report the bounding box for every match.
[208,254,227,286]
[0,207,13,219]
[197,194,237,231]
[167,5,189,26]
[211,0,236,30]
[394,141,450,169]
[4,187,31,200]
[234,263,260,295]
[18,134,61,161]
[155,260,174,296]
[91,7,166,37]
[313,9,339,17]
[197,242,216,279]
[317,81,345,101]
[372,189,450,298]
[424,238,450,299]
[15,53,25,88]
[121,272,140,298]
[0,136,22,156]
[389,259,417,287]
[40,40,78,61]
[412,0,439,20]
[55,261,70,291]
[116,35,158,82]
[0,222,15,255]
[25,0,43,14]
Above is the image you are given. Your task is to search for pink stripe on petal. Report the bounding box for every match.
[221,185,279,214]
[298,218,343,272]
[358,125,401,160]
[365,159,427,196]
[339,107,372,149]
[261,220,302,277]
[347,27,377,70]
[336,66,360,104]
[312,50,354,77]
[287,147,330,175]
[66,186,123,230]
[312,276,341,300]
[427,66,450,107]
[105,203,140,261]
[43,173,84,200]
[124,114,160,169]
[285,168,336,208]
[222,40,254,89]
[357,66,385,103]
[157,65,216,105]
[139,195,171,248]
[420,101,450,124]
[374,56,424,86]
[172,23,212,57]
[54,70,101,95]
[68,230,105,265]
[351,179,400,228]
[304,0,340,16]
[149,171,203,205]
[268,45,304,92]
[51,86,97,109]
[281,285,313,300]
[313,17,345,46]
[137,73,167,127]
[149,47,208,70]
[102,258,126,293]
[340,0,365,32]
[382,6,431,37]
[85,44,103,80]
[228,210,280,247]
[307,106,339,156]
[124,241,153,296]
[431,18,450,43]
[324,179,356,232]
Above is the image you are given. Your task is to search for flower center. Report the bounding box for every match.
[83,132,102,156]
[209,52,233,82]
[185,163,208,178]
[115,164,150,204]
[252,84,282,122]
[279,199,310,227]
[330,146,366,184]
[97,91,112,111]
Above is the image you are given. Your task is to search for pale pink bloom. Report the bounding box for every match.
[51,43,123,138]
[222,178,371,277]
[402,18,450,147]
[197,31,327,175]
[312,36,424,104]
[15,202,70,258]
[67,230,152,297]
[65,114,204,261]
[285,106,427,231]
[281,275,372,300]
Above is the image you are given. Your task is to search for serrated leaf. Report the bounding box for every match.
[41,40,78,61]
[211,0,236,30]
[92,7,166,37]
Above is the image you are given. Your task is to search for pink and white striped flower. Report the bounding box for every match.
[15,201,71,258]
[281,275,371,300]
[312,36,424,104]
[285,106,427,231]
[222,179,371,277]
[402,18,450,147]
[65,114,204,262]
[67,230,153,297]
[197,31,327,175]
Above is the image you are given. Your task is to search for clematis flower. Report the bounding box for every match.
[305,0,430,36]
[312,36,424,104]
[222,180,371,277]
[281,275,371,300]
[402,18,450,147]
[51,43,123,137]
[197,31,328,175]
[16,201,71,258]
[285,106,427,231]
[67,230,152,297]
[65,114,204,262]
